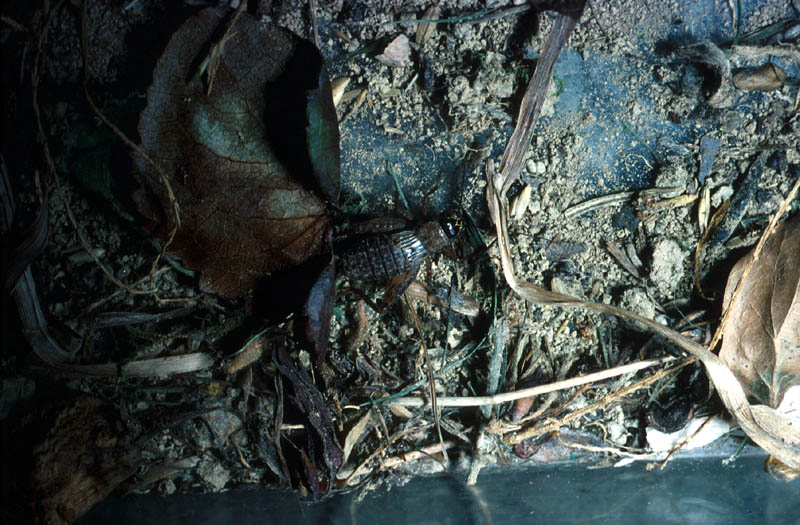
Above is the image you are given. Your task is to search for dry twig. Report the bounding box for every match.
[387,356,677,408]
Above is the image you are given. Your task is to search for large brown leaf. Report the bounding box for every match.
[134,8,338,298]
[719,214,800,407]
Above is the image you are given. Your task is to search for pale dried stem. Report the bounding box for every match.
[499,12,580,196]
[345,422,432,486]
[387,356,676,408]
[381,441,455,470]
[503,359,696,444]
[555,434,651,459]
[405,291,449,469]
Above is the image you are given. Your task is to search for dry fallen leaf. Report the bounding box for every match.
[135,8,339,298]
[30,395,139,523]
[719,214,800,408]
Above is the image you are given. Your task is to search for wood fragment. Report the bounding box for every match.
[646,193,698,210]
[733,63,787,91]
[698,186,710,233]
[227,331,268,373]
[499,8,584,196]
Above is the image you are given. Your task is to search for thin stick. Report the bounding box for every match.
[656,413,718,469]
[387,355,677,408]
[381,441,455,470]
[504,358,696,444]
[309,0,320,49]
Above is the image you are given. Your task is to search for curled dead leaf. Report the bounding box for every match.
[134,8,339,298]
[274,349,343,481]
[719,214,800,408]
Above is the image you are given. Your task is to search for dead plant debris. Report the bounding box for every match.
[3,1,800,521]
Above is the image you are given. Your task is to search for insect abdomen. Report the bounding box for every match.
[338,230,427,282]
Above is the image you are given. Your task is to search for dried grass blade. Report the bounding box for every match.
[415,6,440,45]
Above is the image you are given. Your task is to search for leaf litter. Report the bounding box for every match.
[134,7,337,299]
[4,0,800,521]
[719,214,800,409]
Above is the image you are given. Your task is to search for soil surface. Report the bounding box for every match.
[1,0,798,520]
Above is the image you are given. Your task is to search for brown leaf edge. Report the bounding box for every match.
[719,214,800,408]
[134,8,332,298]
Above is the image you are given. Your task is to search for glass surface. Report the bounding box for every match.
[81,455,799,525]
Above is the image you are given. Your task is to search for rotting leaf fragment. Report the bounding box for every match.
[134,8,338,298]
[274,349,343,489]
